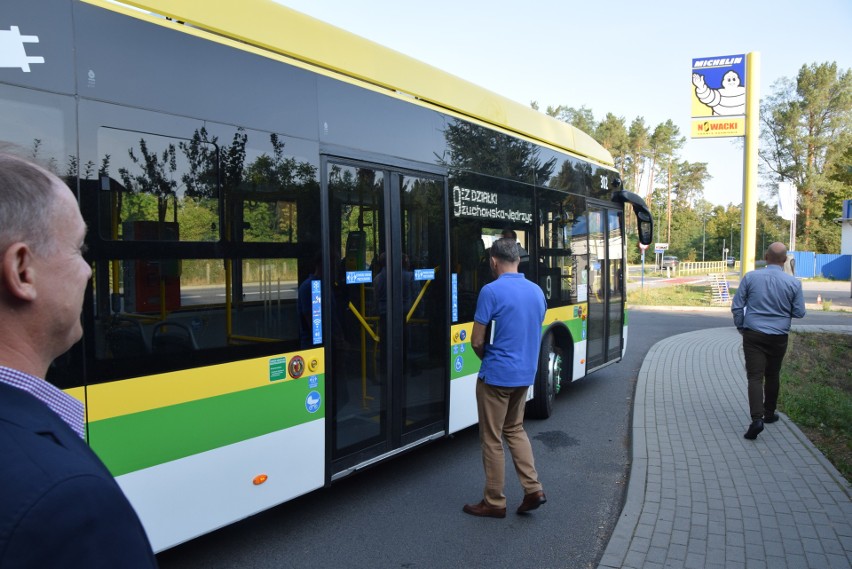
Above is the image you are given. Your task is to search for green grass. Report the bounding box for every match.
[628,284,719,306]
[779,333,852,482]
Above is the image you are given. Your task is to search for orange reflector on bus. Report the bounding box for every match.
[580,359,585,364]
[253,474,268,486]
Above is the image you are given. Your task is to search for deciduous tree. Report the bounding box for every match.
[760,62,852,251]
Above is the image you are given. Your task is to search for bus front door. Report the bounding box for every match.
[585,203,625,370]
[326,160,448,475]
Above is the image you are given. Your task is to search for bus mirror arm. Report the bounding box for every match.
[610,190,654,246]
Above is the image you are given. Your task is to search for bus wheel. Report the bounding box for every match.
[527,333,560,419]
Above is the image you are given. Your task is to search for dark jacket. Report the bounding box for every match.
[0,381,157,567]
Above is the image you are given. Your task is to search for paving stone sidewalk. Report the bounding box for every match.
[598,325,852,569]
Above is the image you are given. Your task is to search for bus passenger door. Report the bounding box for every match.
[585,204,625,369]
[325,159,448,474]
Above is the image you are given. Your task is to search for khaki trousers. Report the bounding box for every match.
[476,378,542,508]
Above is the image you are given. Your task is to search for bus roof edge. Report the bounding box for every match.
[93,0,615,167]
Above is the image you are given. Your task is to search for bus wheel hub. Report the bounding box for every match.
[548,353,562,394]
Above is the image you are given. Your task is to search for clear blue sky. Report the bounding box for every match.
[274,0,851,207]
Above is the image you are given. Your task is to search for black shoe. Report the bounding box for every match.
[744,419,764,440]
[764,413,779,423]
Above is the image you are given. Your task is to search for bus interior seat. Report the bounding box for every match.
[152,321,199,353]
[106,317,151,357]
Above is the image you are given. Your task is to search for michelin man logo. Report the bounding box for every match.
[1,26,44,72]
[692,69,745,116]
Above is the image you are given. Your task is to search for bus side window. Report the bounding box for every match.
[538,191,585,306]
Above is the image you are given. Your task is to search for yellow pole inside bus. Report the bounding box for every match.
[742,51,760,276]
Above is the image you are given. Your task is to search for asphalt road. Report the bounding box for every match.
[156,308,850,569]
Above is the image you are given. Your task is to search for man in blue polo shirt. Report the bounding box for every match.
[464,237,547,518]
[732,242,806,440]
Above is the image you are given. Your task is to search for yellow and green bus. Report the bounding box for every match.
[1,0,652,551]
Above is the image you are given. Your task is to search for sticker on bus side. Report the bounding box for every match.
[345,271,372,284]
[269,357,287,382]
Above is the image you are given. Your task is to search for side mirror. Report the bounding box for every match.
[610,190,654,246]
[636,211,653,246]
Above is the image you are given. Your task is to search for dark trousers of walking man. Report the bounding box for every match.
[742,329,788,422]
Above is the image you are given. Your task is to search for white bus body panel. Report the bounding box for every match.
[117,419,325,552]
[573,339,587,381]
[449,373,478,434]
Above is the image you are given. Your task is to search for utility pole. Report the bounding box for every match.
[742,52,760,276]
[667,178,673,243]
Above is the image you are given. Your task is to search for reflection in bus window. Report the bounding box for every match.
[588,210,604,301]
[538,191,587,306]
[237,133,318,244]
[95,128,320,245]
[0,90,75,179]
[96,128,219,242]
[608,210,624,297]
[88,123,321,381]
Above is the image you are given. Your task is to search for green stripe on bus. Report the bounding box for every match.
[89,375,325,477]
[450,346,482,379]
[450,319,586,380]
[566,318,585,340]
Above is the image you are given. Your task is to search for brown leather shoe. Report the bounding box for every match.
[517,490,547,514]
[462,500,506,518]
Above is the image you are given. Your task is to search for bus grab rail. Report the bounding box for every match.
[347,302,380,343]
[406,278,432,323]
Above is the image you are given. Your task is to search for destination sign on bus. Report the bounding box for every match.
[452,186,532,224]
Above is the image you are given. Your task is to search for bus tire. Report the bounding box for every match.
[527,333,559,419]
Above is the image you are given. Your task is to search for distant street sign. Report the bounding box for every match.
[655,242,669,250]
[654,249,665,254]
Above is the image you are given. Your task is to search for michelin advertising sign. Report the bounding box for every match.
[691,54,746,138]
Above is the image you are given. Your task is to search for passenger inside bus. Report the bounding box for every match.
[501,227,529,264]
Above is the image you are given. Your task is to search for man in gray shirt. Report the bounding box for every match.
[731,242,806,440]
